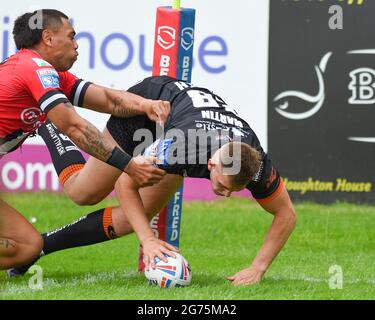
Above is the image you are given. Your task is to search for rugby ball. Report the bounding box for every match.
[145,253,192,288]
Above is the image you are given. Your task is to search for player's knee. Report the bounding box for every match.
[25,233,43,261]
[0,233,41,268]
[12,236,43,268]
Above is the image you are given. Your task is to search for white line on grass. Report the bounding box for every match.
[268,275,375,285]
[1,272,374,297]
[0,271,127,297]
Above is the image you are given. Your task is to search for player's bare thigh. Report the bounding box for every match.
[63,128,124,205]
[113,174,183,236]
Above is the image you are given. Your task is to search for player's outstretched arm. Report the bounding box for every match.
[82,84,171,124]
[47,102,166,188]
[227,186,297,286]
[114,173,179,270]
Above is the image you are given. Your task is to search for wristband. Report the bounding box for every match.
[106,146,132,171]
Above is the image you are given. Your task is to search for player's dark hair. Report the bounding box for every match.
[220,142,261,188]
[13,9,69,50]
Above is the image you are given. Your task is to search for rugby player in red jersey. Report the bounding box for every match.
[0,10,175,270]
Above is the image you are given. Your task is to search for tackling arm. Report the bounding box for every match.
[82,84,171,123]
[47,102,167,188]
[47,102,117,163]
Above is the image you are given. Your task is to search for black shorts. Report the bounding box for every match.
[106,115,157,157]
[106,76,175,156]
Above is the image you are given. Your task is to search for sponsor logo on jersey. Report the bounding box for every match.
[21,107,42,125]
[36,68,60,89]
[252,161,264,182]
[32,58,52,67]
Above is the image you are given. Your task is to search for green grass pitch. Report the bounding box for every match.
[1,193,374,300]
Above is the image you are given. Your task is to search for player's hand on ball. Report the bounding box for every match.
[142,99,171,124]
[142,237,179,271]
[125,155,166,188]
[226,266,265,286]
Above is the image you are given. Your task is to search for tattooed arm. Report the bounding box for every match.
[48,102,114,163]
[82,84,170,124]
[46,103,166,187]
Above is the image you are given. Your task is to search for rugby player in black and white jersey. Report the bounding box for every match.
[9,76,297,286]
